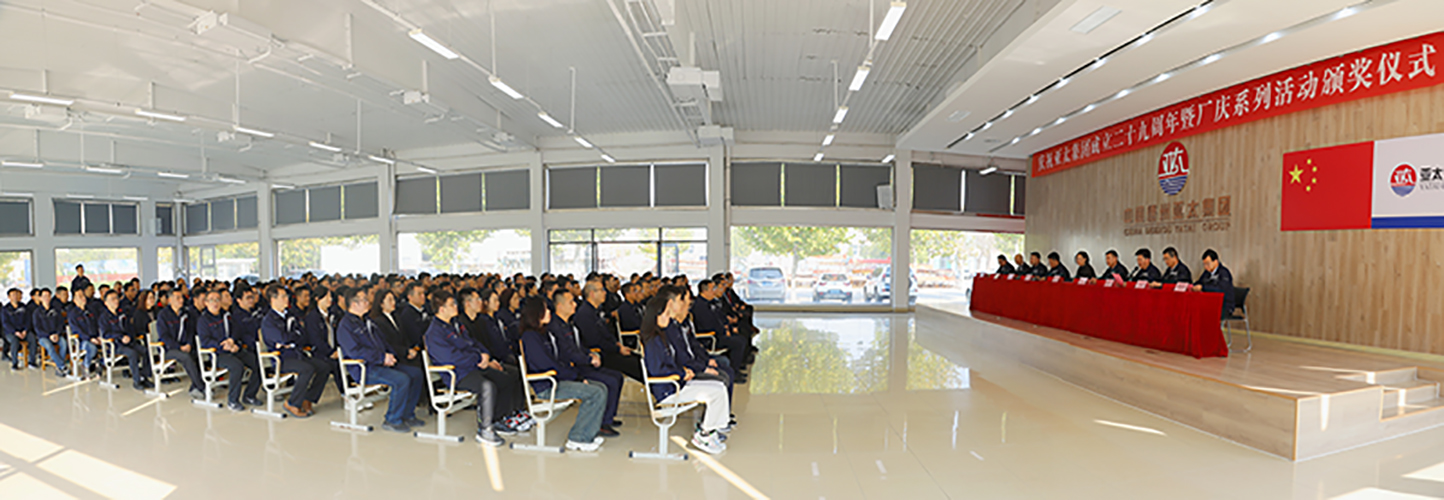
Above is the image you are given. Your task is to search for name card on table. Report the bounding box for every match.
[1050,276,1062,283]
[1075,278,1089,285]
[1173,283,1191,292]
[1133,281,1150,290]
[1006,274,1015,280]
[1103,280,1115,288]
[992,274,1000,279]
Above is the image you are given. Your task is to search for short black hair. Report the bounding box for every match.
[430,291,456,313]
[1163,247,1178,258]
[997,254,1008,261]
[1046,252,1060,262]
[1105,250,1118,258]
[343,287,367,305]
[1135,248,1152,259]
[1030,251,1042,259]
[1076,251,1090,263]
[264,284,287,302]
[1202,249,1219,262]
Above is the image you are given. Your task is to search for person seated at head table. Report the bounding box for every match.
[1027,252,1048,278]
[1045,252,1072,280]
[1192,249,1236,318]
[1074,251,1097,280]
[1151,246,1193,288]
[1012,254,1028,275]
[1130,248,1162,283]
[1099,250,1129,282]
[995,255,1016,275]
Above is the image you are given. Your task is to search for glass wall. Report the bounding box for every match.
[279,235,379,277]
[910,230,1024,305]
[730,226,891,305]
[547,228,706,280]
[0,251,32,291]
[157,247,175,282]
[397,229,531,276]
[56,248,138,287]
[187,242,260,282]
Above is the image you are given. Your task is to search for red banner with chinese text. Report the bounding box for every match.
[1031,31,1442,177]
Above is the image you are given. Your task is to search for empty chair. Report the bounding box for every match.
[1223,287,1252,353]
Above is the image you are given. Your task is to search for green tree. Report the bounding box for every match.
[416,230,493,272]
[280,235,376,274]
[733,226,849,259]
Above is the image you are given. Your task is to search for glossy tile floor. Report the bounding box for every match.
[2,311,1444,499]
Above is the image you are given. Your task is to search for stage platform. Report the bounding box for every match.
[921,304,1444,461]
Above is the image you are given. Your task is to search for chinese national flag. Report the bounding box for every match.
[1281,142,1373,231]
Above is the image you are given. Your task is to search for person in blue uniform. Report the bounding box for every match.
[260,285,331,418]
[640,286,730,455]
[1130,249,1162,282]
[1154,247,1193,287]
[1193,249,1237,318]
[1012,254,1028,275]
[393,283,430,349]
[465,288,534,432]
[424,292,505,445]
[198,290,262,411]
[1099,250,1130,281]
[300,286,345,397]
[336,288,425,433]
[154,289,204,399]
[995,255,1016,275]
[69,264,91,300]
[547,289,624,437]
[97,290,151,390]
[615,284,643,333]
[576,281,643,382]
[694,280,749,381]
[31,289,67,376]
[1074,252,1097,279]
[229,288,263,359]
[4,288,35,370]
[68,291,100,374]
[1045,252,1072,280]
[517,299,608,452]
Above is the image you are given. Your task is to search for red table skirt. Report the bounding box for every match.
[970,275,1228,358]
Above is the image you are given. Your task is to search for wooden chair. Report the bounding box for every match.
[629,344,701,461]
[414,348,477,443]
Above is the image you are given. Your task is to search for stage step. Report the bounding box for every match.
[1341,367,1420,385]
[1378,372,1444,420]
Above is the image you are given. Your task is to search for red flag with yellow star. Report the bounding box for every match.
[1281,142,1374,231]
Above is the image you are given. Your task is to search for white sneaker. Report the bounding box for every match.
[691,431,726,455]
[566,439,602,452]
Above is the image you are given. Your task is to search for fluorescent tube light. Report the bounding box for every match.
[1,192,33,198]
[538,111,565,129]
[308,141,342,152]
[875,2,907,41]
[489,76,525,99]
[1200,53,1222,66]
[216,176,246,184]
[67,193,95,199]
[157,171,190,179]
[813,152,824,162]
[233,125,274,138]
[416,166,438,174]
[408,29,460,60]
[368,155,395,165]
[849,64,871,91]
[822,134,835,146]
[882,154,895,163]
[84,165,124,174]
[1,160,43,168]
[1070,6,1121,34]
[122,195,148,202]
[134,109,186,122]
[1260,31,1283,45]
[573,136,594,149]
[272,184,295,190]
[601,154,616,163]
[10,93,74,106]
[832,106,849,124]
[981,166,998,175]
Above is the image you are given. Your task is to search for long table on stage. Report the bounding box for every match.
[970,275,1228,358]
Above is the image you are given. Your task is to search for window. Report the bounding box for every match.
[912,163,961,212]
[55,248,138,287]
[0,199,32,236]
[54,201,139,235]
[395,169,530,215]
[156,204,175,235]
[398,229,531,275]
[0,251,32,290]
[186,242,259,282]
[278,235,379,277]
[157,247,175,282]
[184,196,257,235]
[730,226,892,306]
[547,163,706,210]
[274,182,379,225]
[547,228,707,281]
[185,202,209,234]
[731,161,889,208]
[1013,176,1027,215]
[912,164,1026,215]
[910,230,1024,305]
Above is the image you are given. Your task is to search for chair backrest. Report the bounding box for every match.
[516,347,538,402]
[635,344,659,408]
[1234,287,1251,314]
[334,345,355,390]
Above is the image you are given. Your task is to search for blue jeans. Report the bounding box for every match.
[368,364,425,425]
[80,340,98,372]
[38,335,67,371]
[550,380,606,443]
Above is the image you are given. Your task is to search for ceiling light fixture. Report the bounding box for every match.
[882,154,895,163]
[1334,6,1357,19]
[233,125,275,138]
[981,121,994,130]
[822,134,835,146]
[216,176,246,184]
[416,166,438,174]
[9,93,74,106]
[1070,6,1122,34]
[308,141,342,152]
[1260,31,1283,44]
[66,193,95,199]
[1134,33,1155,47]
[1154,73,1172,83]
[813,152,825,162]
[849,63,872,91]
[1,160,43,168]
[1,192,33,198]
[1115,89,1131,99]
[408,29,461,60]
[134,109,186,122]
[601,154,616,163]
[832,106,849,124]
[538,111,565,129]
[875,1,907,41]
[122,195,148,202]
[272,184,296,190]
[1201,53,1222,66]
[157,171,190,179]
[980,166,998,175]
[489,76,525,100]
[84,165,124,174]
[368,155,395,165]
[573,136,594,149]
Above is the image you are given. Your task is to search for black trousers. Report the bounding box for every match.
[718,333,751,372]
[311,355,345,398]
[279,356,332,407]
[477,364,526,414]
[112,340,151,382]
[579,366,623,424]
[454,370,497,430]
[164,348,203,391]
[5,331,36,366]
[214,350,261,404]
[600,351,644,382]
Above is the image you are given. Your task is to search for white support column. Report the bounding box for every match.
[139,200,157,284]
[528,152,547,276]
[706,144,728,276]
[377,164,396,273]
[33,194,56,288]
[257,185,275,279]
[891,150,912,311]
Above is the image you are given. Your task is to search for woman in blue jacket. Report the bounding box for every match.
[640,286,730,455]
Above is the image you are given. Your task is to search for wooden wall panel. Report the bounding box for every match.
[1026,84,1444,355]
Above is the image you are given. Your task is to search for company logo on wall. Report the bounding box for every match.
[1390,164,1417,197]
[1157,141,1189,196]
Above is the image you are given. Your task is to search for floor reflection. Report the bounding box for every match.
[750,315,971,395]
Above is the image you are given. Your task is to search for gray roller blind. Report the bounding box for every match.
[185,203,208,234]
[156,205,174,235]
[654,163,706,207]
[439,173,483,214]
[308,186,341,222]
[548,167,598,210]
[485,170,529,211]
[964,169,1013,215]
[112,204,137,234]
[784,163,836,207]
[912,164,961,212]
[273,190,306,225]
[83,203,110,234]
[54,201,81,235]
[210,198,236,231]
[840,165,891,208]
[0,201,30,235]
[236,196,258,229]
[731,162,781,206]
[344,182,378,220]
[600,165,650,207]
[395,177,438,215]
[1014,176,1027,215]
